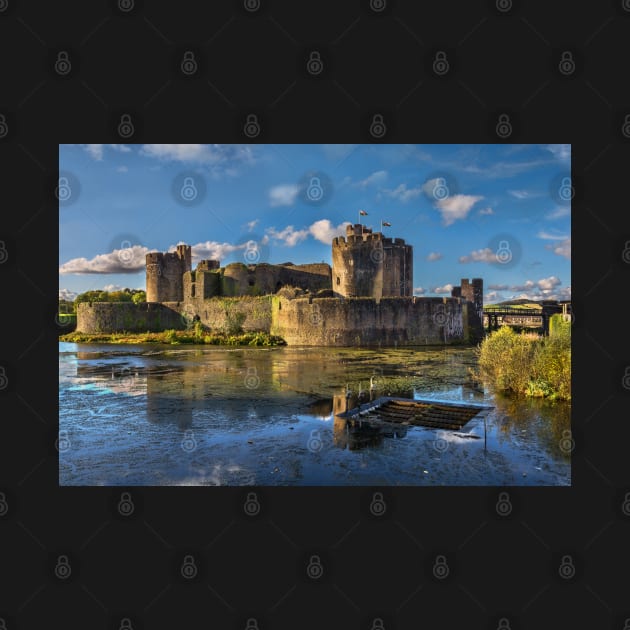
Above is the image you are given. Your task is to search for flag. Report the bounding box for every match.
[382,221,391,227]
[359,210,368,216]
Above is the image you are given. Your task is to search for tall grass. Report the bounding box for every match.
[476,318,570,400]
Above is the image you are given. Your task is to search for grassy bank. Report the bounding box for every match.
[59,329,286,347]
[475,316,571,400]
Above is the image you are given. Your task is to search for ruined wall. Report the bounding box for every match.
[183,296,273,332]
[220,262,331,297]
[76,302,186,333]
[270,296,466,346]
[146,245,191,303]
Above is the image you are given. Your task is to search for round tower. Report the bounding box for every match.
[145,245,192,303]
[332,224,412,298]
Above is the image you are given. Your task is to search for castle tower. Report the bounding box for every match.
[332,224,412,298]
[146,244,192,303]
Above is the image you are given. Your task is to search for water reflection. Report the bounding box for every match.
[61,343,571,485]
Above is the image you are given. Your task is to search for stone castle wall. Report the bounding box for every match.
[146,245,191,303]
[76,302,186,333]
[270,296,468,346]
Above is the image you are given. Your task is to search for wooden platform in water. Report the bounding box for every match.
[336,396,493,431]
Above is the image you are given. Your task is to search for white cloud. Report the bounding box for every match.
[83,144,104,160]
[478,207,494,215]
[484,291,503,303]
[436,194,484,226]
[266,225,309,247]
[59,245,148,274]
[140,144,255,176]
[109,144,131,153]
[59,288,77,301]
[426,252,443,262]
[546,237,571,259]
[116,165,128,173]
[544,144,571,161]
[537,230,568,240]
[545,206,570,220]
[190,241,249,262]
[510,280,536,291]
[246,219,259,232]
[413,287,426,295]
[383,183,424,203]
[268,184,299,207]
[102,284,126,292]
[537,276,561,291]
[508,189,532,199]
[431,283,453,294]
[458,247,497,264]
[354,170,387,188]
[308,219,350,244]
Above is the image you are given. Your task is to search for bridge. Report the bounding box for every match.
[483,302,571,335]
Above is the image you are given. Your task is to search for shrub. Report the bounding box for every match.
[476,325,570,400]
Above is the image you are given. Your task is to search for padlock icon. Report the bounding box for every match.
[495,0,512,12]
[558,176,573,202]
[0,492,8,516]
[433,437,448,453]
[244,366,260,389]
[621,114,630,139]
[495,240,512,264]
[245,618,259,630]
[117,491,134,516]
[432,554,449,579]
[0,618,6,630]
[54,51,71,76]
[0,114,7,139]
[119,619,133,630]
[558,554,575,579]
[118,240,133,263]
[307,51,323,75]
[495,114,512,138]
[432,177,449,200]
[370,114,386,138]
[57,429,71,452]
[370,0,386,11]
[244,0,260,11]
[244,240,260,263]
[306,176,324,202]
[56,176,72,202]
[0,0,7,12]
[180,176,198,201]
[558,51,575,76]
[497,618,511,630]
[371,618,385,630]
[624,0,630,12]
[0,241,7,264]
[307,429,323,452]
[495,491,512,516]
[118,113,134,138]
[243,113,260,138]
[181,429,196,452]
[0,366,7,390]
[244,491,260,516]
[306,554,323,579]
[623,367,630,390]
[621,492,630,516]
[559,429,574,453]
[181,554,197,579]
[118,0,134,11]
[54,554,72,579]
[181,51,198,75]
[370,491,386,516]
[433,51,449,76]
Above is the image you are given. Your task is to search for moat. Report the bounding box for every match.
[59,342,570,486]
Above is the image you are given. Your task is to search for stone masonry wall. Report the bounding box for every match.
[270,296,467,346]
[76,302,186,333]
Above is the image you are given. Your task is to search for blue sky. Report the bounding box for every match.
[59,143,570,303]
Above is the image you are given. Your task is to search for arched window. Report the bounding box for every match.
[336,277,340,285]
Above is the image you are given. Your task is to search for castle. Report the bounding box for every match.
[76,224,484,346]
